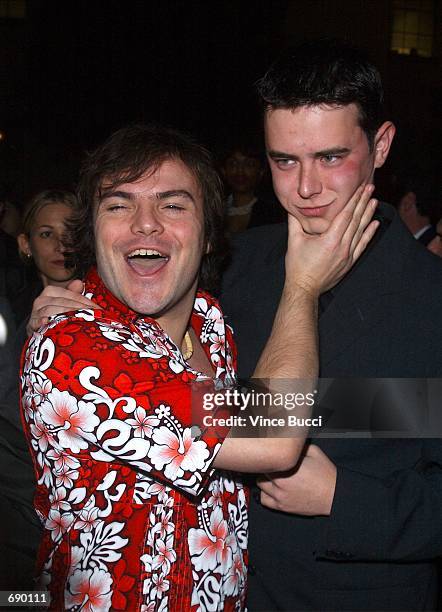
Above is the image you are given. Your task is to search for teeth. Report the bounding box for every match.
[128,249,165,258]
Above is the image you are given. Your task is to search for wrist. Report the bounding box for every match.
[282,278,321,302]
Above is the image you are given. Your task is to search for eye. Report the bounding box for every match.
[273,158,296,170]
[106,203,127,212]
[39,230,52,238]
[321,154,341,165]
[162,203,185,212]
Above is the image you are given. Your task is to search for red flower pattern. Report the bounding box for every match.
[20,267,247,611]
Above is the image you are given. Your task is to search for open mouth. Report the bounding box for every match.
[126,248,170,275]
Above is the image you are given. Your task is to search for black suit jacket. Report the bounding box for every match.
[221,204,442,611]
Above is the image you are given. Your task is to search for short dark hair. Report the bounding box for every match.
[257,39,385,149]
[66,124,227,293]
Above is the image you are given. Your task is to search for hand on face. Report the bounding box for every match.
[284,183,379,298]
[265,105,394,235]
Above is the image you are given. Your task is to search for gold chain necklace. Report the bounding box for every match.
[182,330,194,360]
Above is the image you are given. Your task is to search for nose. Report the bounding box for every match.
[297,163,322,199]
[54,235,63,253]
[130,204,164,236]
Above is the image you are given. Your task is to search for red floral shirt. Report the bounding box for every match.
[20,267,248,611]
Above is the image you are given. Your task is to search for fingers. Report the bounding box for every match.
[347,197,378,255]
[257,476,277,507]
[327,183,370,239]
[352,219,380,262]
[36,297,98,312]
[327,185,377,273]
[28,294,99,335]
[287,212,304,236]
[260,490,277,509]
[35,287,98,310]
[67,279,85,293]
[26,317,48,337]
[339,185,375,244]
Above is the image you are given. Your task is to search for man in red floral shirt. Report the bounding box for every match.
[21,124,376,610]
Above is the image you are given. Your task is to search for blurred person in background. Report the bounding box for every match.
[14,189,78,326]
[222,142,285,233]
[0,198,27,320]
[0,190,78,591]
[429,217,442,257]
[395,170,442,257]
[0,200,21,238]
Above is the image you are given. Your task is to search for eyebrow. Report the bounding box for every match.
[99,189,195,203]
[156,190,195,203]
[268,147,351,160]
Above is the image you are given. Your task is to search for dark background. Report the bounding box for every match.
[0,0,441,203]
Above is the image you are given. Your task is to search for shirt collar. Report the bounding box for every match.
[414,224,432,240]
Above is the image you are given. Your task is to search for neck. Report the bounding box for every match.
[154,289,197,350]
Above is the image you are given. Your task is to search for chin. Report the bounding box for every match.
[298,217,331,236]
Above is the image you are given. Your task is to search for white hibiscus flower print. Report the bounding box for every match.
[66,567,113,612]
[152,534,177,574]
[74,506,101,533]
[46,447,81,473]
[188,507,237,573]
[39,389,99,453]
[207,480,223,509]
[126,407,159,438]
[30,412,55,452]
[32,376,53,406]
[223,548,246,597]
[45,509,74,541]
[151,508,175,540]
[49,486,70,512]
[148,426,210,481]
[149,573,170,599]
[209,332,226,355]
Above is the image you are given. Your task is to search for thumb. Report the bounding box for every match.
[67,278,84,294]
[305,443,319,457]
[287,212,304,236]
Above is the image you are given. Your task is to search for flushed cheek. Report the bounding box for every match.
[324,161,369,206]
[327,155,357,183]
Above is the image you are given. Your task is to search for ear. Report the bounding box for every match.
[205,240,212,255]
[17,233,31,258]
[373,121,395,169]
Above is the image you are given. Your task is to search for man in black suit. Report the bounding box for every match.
[396,171,442,255]
[221,39,442,611]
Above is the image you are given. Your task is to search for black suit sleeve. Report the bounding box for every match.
[321,439,442,561]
